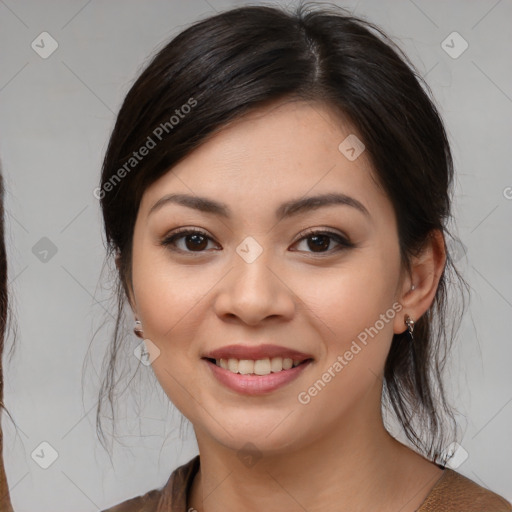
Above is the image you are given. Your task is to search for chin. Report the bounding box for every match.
[196,410,309,455]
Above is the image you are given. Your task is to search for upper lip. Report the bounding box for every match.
[203,344,314,361]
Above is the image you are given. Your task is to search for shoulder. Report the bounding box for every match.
[418,468,512,512]
[101,488,161,512]
[101,455,200,512]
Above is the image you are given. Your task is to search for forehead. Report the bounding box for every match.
[140,99,388,218]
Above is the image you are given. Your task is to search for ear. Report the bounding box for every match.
[393,229,446,335]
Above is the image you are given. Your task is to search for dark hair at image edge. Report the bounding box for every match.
[96,2,469,462]
[0,172,7,408]
[1,165,15,511]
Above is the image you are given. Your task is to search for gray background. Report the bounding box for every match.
[1,0,511,510]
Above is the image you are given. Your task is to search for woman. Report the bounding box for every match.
[98,3,511,511]
[0,168,14,511]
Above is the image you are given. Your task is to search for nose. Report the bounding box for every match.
[213,248,296,326]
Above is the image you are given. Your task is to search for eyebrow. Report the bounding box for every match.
[149,192,370,220]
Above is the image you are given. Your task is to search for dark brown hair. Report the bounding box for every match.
[97,2,468,462]
[0,172,7,404]
[0,166,14,511]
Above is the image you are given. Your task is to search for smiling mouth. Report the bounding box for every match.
[203,357,313,375]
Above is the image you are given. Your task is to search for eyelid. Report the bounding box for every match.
[161,227,219,254]
[166,226,211,238]
[293,226,351,245]
[160,226,354,254]
[290,228,354,256]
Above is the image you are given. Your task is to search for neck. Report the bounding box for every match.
[189,399,442,512]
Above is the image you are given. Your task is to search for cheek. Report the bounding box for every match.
[301,252,402,395]
[130,249,210,416]
[295,267,400,418]
[303,253,400,334]
[131,243,210,341]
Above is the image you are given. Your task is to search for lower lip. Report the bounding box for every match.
[204,359,312,396]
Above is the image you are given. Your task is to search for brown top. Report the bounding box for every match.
[102,455,512,512]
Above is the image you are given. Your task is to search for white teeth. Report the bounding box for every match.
[214,356,305,374]
[238,359,254,375]
[282,358,293,370]
[254,358,271,375]
[270,357,283,373]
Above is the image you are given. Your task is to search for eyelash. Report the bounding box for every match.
[160,227,354,256]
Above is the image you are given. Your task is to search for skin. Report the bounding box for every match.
[129,99,446,512]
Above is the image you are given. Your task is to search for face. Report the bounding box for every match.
[130,100,407,455]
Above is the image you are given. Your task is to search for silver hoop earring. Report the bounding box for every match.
[404,314,415,342]
[134,320,144,338]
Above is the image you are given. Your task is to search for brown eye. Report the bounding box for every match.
[307,234,331,252]
[292,230,353,255]
[183,233,208,251]
[162,229,218,253]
